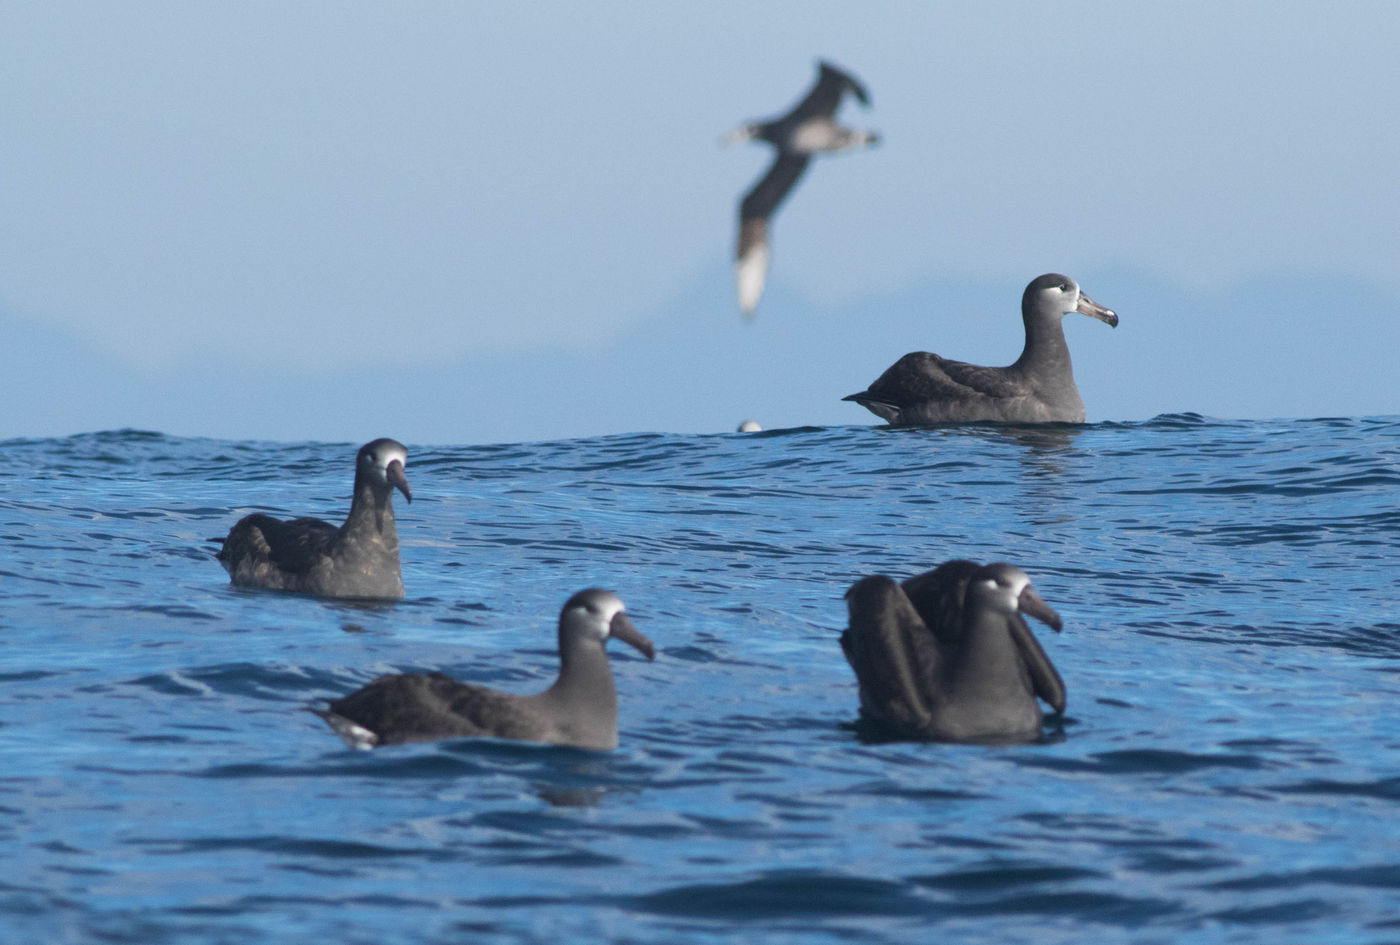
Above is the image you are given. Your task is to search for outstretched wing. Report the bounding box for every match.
[736,153,811,314]
[1006,615,1067,713]
[900,560,982,646]
[790,61,870,121]
[739,153,811,238]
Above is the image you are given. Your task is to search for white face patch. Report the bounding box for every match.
[380,446,406,472]
[974,569,1029,615]
[1057,281,1080,316]
[368,445,408,486]
[597,596,625,639]
[565,593,625,644]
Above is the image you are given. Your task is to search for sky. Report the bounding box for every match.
[3,2,1399,445]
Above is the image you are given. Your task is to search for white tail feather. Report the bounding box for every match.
[736,244,769,316]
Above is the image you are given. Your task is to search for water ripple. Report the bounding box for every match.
[4,418,1400,943]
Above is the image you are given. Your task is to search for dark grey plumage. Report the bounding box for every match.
[215,438,411,600]
[727,60,879,316]
[844,274,1118,424]
[314,589,654,751]
[840,561,1066,742]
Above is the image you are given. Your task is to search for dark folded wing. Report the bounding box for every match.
[259,515,338,575]
[218,513,337,575]
[849,352,1023,412]
[326,673,543,745]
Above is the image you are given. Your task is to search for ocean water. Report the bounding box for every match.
[3,416,1399,944]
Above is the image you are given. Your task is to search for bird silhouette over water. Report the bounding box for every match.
[214,438,411,600]
[314,589,655,751]
[725,60,879,317]
[841,561,1067,742]
[844,274,1118,425]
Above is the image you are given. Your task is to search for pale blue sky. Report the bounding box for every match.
[3,2,1398,443]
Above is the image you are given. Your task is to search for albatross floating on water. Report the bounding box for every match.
[314,589,655,751]
[726,60,879,317]
[214,438,411,600]
[840,561,1066,742]
[843,274,1118,425]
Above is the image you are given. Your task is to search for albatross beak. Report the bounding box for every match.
[386,459,412,503]
[1017,584,1063,632]
[1076,291,1118,328]
[609,611,655,660]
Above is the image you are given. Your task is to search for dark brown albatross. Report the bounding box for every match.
[725,60,879,317]
[844,274,1118,425]
[313,589,654,751]
[841,561,1067,742]
[214,438,411,600]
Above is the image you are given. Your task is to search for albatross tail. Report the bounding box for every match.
[736,241,769,317]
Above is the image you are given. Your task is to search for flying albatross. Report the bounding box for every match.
[840,560,1067,742]
[214,437,411,600]
[725,60,879,317]
[314,589,655,751]
[844,273,1118,425]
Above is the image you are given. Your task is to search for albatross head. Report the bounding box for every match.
[560,588,655,660]
[356,438,411,502]
[722,123,761,146]
[968,563,1063,631]
[1025,273,1118,328]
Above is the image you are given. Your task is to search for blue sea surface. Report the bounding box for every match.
[2,417,1399,944]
